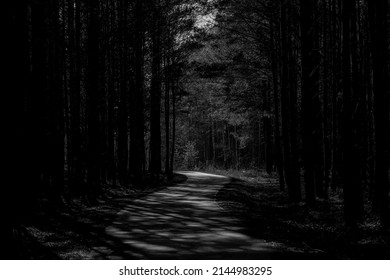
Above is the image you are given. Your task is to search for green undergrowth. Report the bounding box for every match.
[213,168,390,259]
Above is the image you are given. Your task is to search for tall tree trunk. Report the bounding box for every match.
[86,0,101,197]
[269,13,285,190]
[342,0,363,226]
[170,78,177,176]
[150,0,162,175]
[288,25,302,203]
[330,0,342,191]
[369,0,390,227]
[118,0,129,186]
[264,90,273,174]
[280,0,301,202]
[164,51,171,175]
[69,0,84,193]
[322,0,330,198]
[300,0,324,204]
[4,0,33,257]
[31,0,53,198]
[47,0,64,200]
[130,0,145,183]
[212,120,216,166]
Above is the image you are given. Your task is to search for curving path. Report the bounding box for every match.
[105,171,290,259]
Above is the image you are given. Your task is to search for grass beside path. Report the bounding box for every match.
[211,168,390,259]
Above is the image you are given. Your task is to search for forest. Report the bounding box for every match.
[2,0,390,259]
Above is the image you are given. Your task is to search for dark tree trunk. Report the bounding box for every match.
[264,90,273,175]
[31,0,48,193]
[86,0,101,197]
[4,0,33,257]
[330,0,342,191]
[69,0,84,193]
[322,0,330,198]
[280,0,301,202]
[47,0,65,200]
[118,0,129,186]
[170,78,177,176]
[150,0,162,175]
[269,13,285,190]
[369,0,390,227]
[130,0,145,183]
[164,51,171,176]
[341,0,363,226]
[300,0,324,204]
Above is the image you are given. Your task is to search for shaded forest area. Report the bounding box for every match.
[2,0,390,259]
[178,0,389,229]
[4,0,200,257]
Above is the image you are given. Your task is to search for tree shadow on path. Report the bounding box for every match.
[105,171,313,259]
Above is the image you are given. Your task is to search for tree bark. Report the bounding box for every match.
[369,0,390,227]
[130,0,145,183]
[150,0,162,175]
[300,0,324,204]
[342,0,363,226]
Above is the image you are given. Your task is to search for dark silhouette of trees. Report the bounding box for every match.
[4,0,201,251]
[4,0,390,256]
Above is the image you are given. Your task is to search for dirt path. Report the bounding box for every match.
[105,171,292,259]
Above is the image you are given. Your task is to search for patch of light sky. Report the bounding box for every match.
[175,3,217,47]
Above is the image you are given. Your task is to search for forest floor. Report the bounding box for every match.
[10,174,187,259]
[11,171,302,260]
[211,168,390,259]
[8,170,390,259]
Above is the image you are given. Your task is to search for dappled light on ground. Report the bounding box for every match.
[104,172,290,259]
